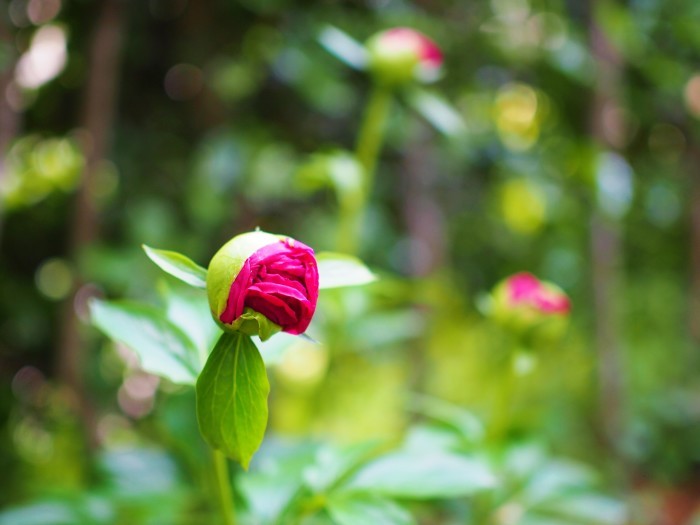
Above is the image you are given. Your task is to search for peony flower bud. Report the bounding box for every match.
[503,273,570,315]
[207,231,319,340]
[366,27,442,85]
[487,272,570,341]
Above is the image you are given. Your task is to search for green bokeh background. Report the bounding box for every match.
[1,0,699,523]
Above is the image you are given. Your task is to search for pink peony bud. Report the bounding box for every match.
[366,27,443,85]
[505,272,570,315]
[207,231,319,339]
[487,272,570,343]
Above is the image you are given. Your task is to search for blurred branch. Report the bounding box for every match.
[57,0,125,447]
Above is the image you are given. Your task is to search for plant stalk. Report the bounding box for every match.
[337,85,393,254]
[212,450,236,525]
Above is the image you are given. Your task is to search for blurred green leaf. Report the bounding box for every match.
[407,393,485,443]
[99,448,181,500]
[326,494,414,525]
[318,26,368,71]
[342,450,496,499]
[317,252,377,289]
[400,424,464,454]
[89,299,199,384]
[160,282,218,365]
[520,460,598,505]
[296,151,364,210]
[253,331,303,365]
[532,494,627,525]
[405,88,466,137]
[239,440,320,525]
[304,441,379,493]
[196,332,270,468]
[142,245,208,288]
[0,502,79,525]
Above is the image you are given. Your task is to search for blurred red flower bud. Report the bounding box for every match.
[505,272,570,315]
[485,272,571,344]
[366,27,442,85]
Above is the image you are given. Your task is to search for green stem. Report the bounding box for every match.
[355,85,393,187]
[337,85,393,255]
[212,450,235,525]
[488,337,519,441]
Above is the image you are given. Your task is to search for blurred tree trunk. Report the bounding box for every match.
[689,146,700,351]
[588,2,627,449]
[400,124,446,392]
[401,127,446,278]
[56,0,125,447]
[0,16,19,248]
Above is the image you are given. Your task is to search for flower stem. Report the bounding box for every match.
[355,85,393,188]
[212,449,235,525]
[337,85,393,255]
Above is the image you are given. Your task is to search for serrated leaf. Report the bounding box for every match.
[405,88,466,137]
[316,252,377,289]
[89,299,199,384]
[327,494,414,525]
[342,451,496,499]
[143,245,207,288]
[318,26,368,70]
[196,333,270,469]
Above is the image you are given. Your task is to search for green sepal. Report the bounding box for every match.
[223,307,282,342]
[196,332,270,469]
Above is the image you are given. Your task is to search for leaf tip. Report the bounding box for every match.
[86,296,103,321]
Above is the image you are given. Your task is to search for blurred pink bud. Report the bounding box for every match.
[377,28,442,68]
[366,27,442,85]
[505,272,571,315]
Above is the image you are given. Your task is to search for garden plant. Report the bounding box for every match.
[2,1,698,524]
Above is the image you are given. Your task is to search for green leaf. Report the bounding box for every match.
[327,494,414,525]
[196,332,270,469]
[532,494,627,525]
[238,441,320,525]
[406,393,484,443]
[253,331,304,366]
[159,281,219,365]
[405,88,466,137]
[296,151,364,210]
[0,502,79,525]
[89,299,199,384]
[342,451,496,499]
[316,252,377,289]
[304,442,379,493]
[143,245,208,288]
[318,26,368,71]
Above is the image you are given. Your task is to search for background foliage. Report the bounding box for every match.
[1,0,699,523]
